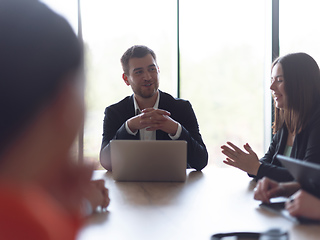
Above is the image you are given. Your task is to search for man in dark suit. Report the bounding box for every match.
[100,45,208,171]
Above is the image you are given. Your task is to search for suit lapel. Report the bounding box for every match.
[126,94,135,118]
[156,91,170,140]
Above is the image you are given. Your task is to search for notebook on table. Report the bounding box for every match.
[110,140,187,182]
[259,155,320,224]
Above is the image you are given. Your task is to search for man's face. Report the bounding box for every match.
[123,54,159,99]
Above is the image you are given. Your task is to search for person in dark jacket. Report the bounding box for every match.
[100,45,208,171]
[221,52,320,182]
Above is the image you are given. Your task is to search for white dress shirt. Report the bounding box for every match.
[125,91,182,140]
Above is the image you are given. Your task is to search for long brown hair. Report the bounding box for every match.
[272,53,320,135]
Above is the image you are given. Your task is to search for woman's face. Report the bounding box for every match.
[270,63,286,109]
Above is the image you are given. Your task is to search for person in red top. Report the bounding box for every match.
[0,0,109,239]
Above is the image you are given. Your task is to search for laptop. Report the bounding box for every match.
[110,140,187,182]
[259,155,320,224]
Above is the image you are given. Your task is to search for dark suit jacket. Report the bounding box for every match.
[253,103,320,182]
[101,90,208,171]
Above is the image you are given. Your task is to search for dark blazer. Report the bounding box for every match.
[101,90,208,171]
[254,104,320,182]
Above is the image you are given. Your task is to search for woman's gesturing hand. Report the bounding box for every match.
[221,142,261,175]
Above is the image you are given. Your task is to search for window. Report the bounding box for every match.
[81,0,178,166]
[180,0,266,167]
[279,0,320,63]
[41,0,273,168]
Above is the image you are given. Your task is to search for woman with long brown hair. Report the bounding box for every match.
[221,52,320,182]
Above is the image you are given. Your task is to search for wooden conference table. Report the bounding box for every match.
[77,167,320,240]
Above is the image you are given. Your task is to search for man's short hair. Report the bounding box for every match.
[120,45,157,75]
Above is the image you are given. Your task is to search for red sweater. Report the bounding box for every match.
[0,184,82,240]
